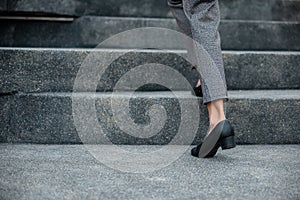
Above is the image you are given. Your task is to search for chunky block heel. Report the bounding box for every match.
[220,135,236,150]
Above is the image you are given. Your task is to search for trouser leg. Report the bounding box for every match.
[167,0,192,37]
[167,0,228,104]
[167,0,199,87]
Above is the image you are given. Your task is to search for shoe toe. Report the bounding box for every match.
[191,144,202,157]
[191,142,220,158]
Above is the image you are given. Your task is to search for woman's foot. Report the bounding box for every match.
[191,119,236,158]
[191,99,233,158]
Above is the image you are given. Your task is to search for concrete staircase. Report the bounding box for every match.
[0,48,299,144]
[0,0,299,145]
[0,0,300,199]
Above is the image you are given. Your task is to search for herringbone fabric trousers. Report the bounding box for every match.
[167,0,228,104]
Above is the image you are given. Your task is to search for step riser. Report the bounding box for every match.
[220,21,300,51]
[1,17,299,50]
[0,95,10,143]
[220,0,300,21]
[1,91,299,144]
[1,0,299,21]
[1,49,299,93]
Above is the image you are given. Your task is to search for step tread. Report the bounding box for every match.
[2,46,300,54]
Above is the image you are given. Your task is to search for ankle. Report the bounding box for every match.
[209,117,226,129]
[208,117,226,135]
[196,79,201,87]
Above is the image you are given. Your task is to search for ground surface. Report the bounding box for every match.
[0,144,299,200]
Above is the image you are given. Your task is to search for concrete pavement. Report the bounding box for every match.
[0,144,299,200]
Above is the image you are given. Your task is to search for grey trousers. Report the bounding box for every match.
[167,0,228,104]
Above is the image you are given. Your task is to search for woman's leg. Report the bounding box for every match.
[167,0,192,38]
[207,99,226,133]
[168,0,235,158]
[183,0,228,103]
[182,0,228,133]
[167,0,202,88]
[169,0,228,134]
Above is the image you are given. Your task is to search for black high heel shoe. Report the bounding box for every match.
[192,85,203,97]
[191,119,236,158]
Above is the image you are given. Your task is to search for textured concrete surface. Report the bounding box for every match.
[1,0,300,21]
[219,0,300,21]
[0,144,299,199]
[223,51,300,90]
[220,20,300,51]
[0,17,299,50]
[0,95,11,143]
[0,48,198,93]
[5,0,171,18]
[1,48,299,93]
[1,90,299,144]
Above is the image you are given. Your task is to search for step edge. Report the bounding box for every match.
[12,90,300,100]
[1,47,300,55]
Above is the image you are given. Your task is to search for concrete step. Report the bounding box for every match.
[220,0,300,21]
[1,90,299,144]
[0,17,299,50]
[1,48,299,94]
[0,0,299,21]
[0,144,299,199]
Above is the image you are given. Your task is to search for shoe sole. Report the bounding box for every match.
[198,121,224,158]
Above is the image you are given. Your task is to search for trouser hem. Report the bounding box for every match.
[203,96,229,105]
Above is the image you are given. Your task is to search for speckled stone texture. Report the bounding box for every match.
[220,21,300,51]
[0,17,299,50]
[1,48,299,94]
[223,51,300,90]
[5,0,171,18]
[2,0,300,21]
[0,48,198,93]
[0,95,11,143]
[1,90,299,144]
[6,92,205,144]
[0,144,299,199]
[219,0,300,21]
